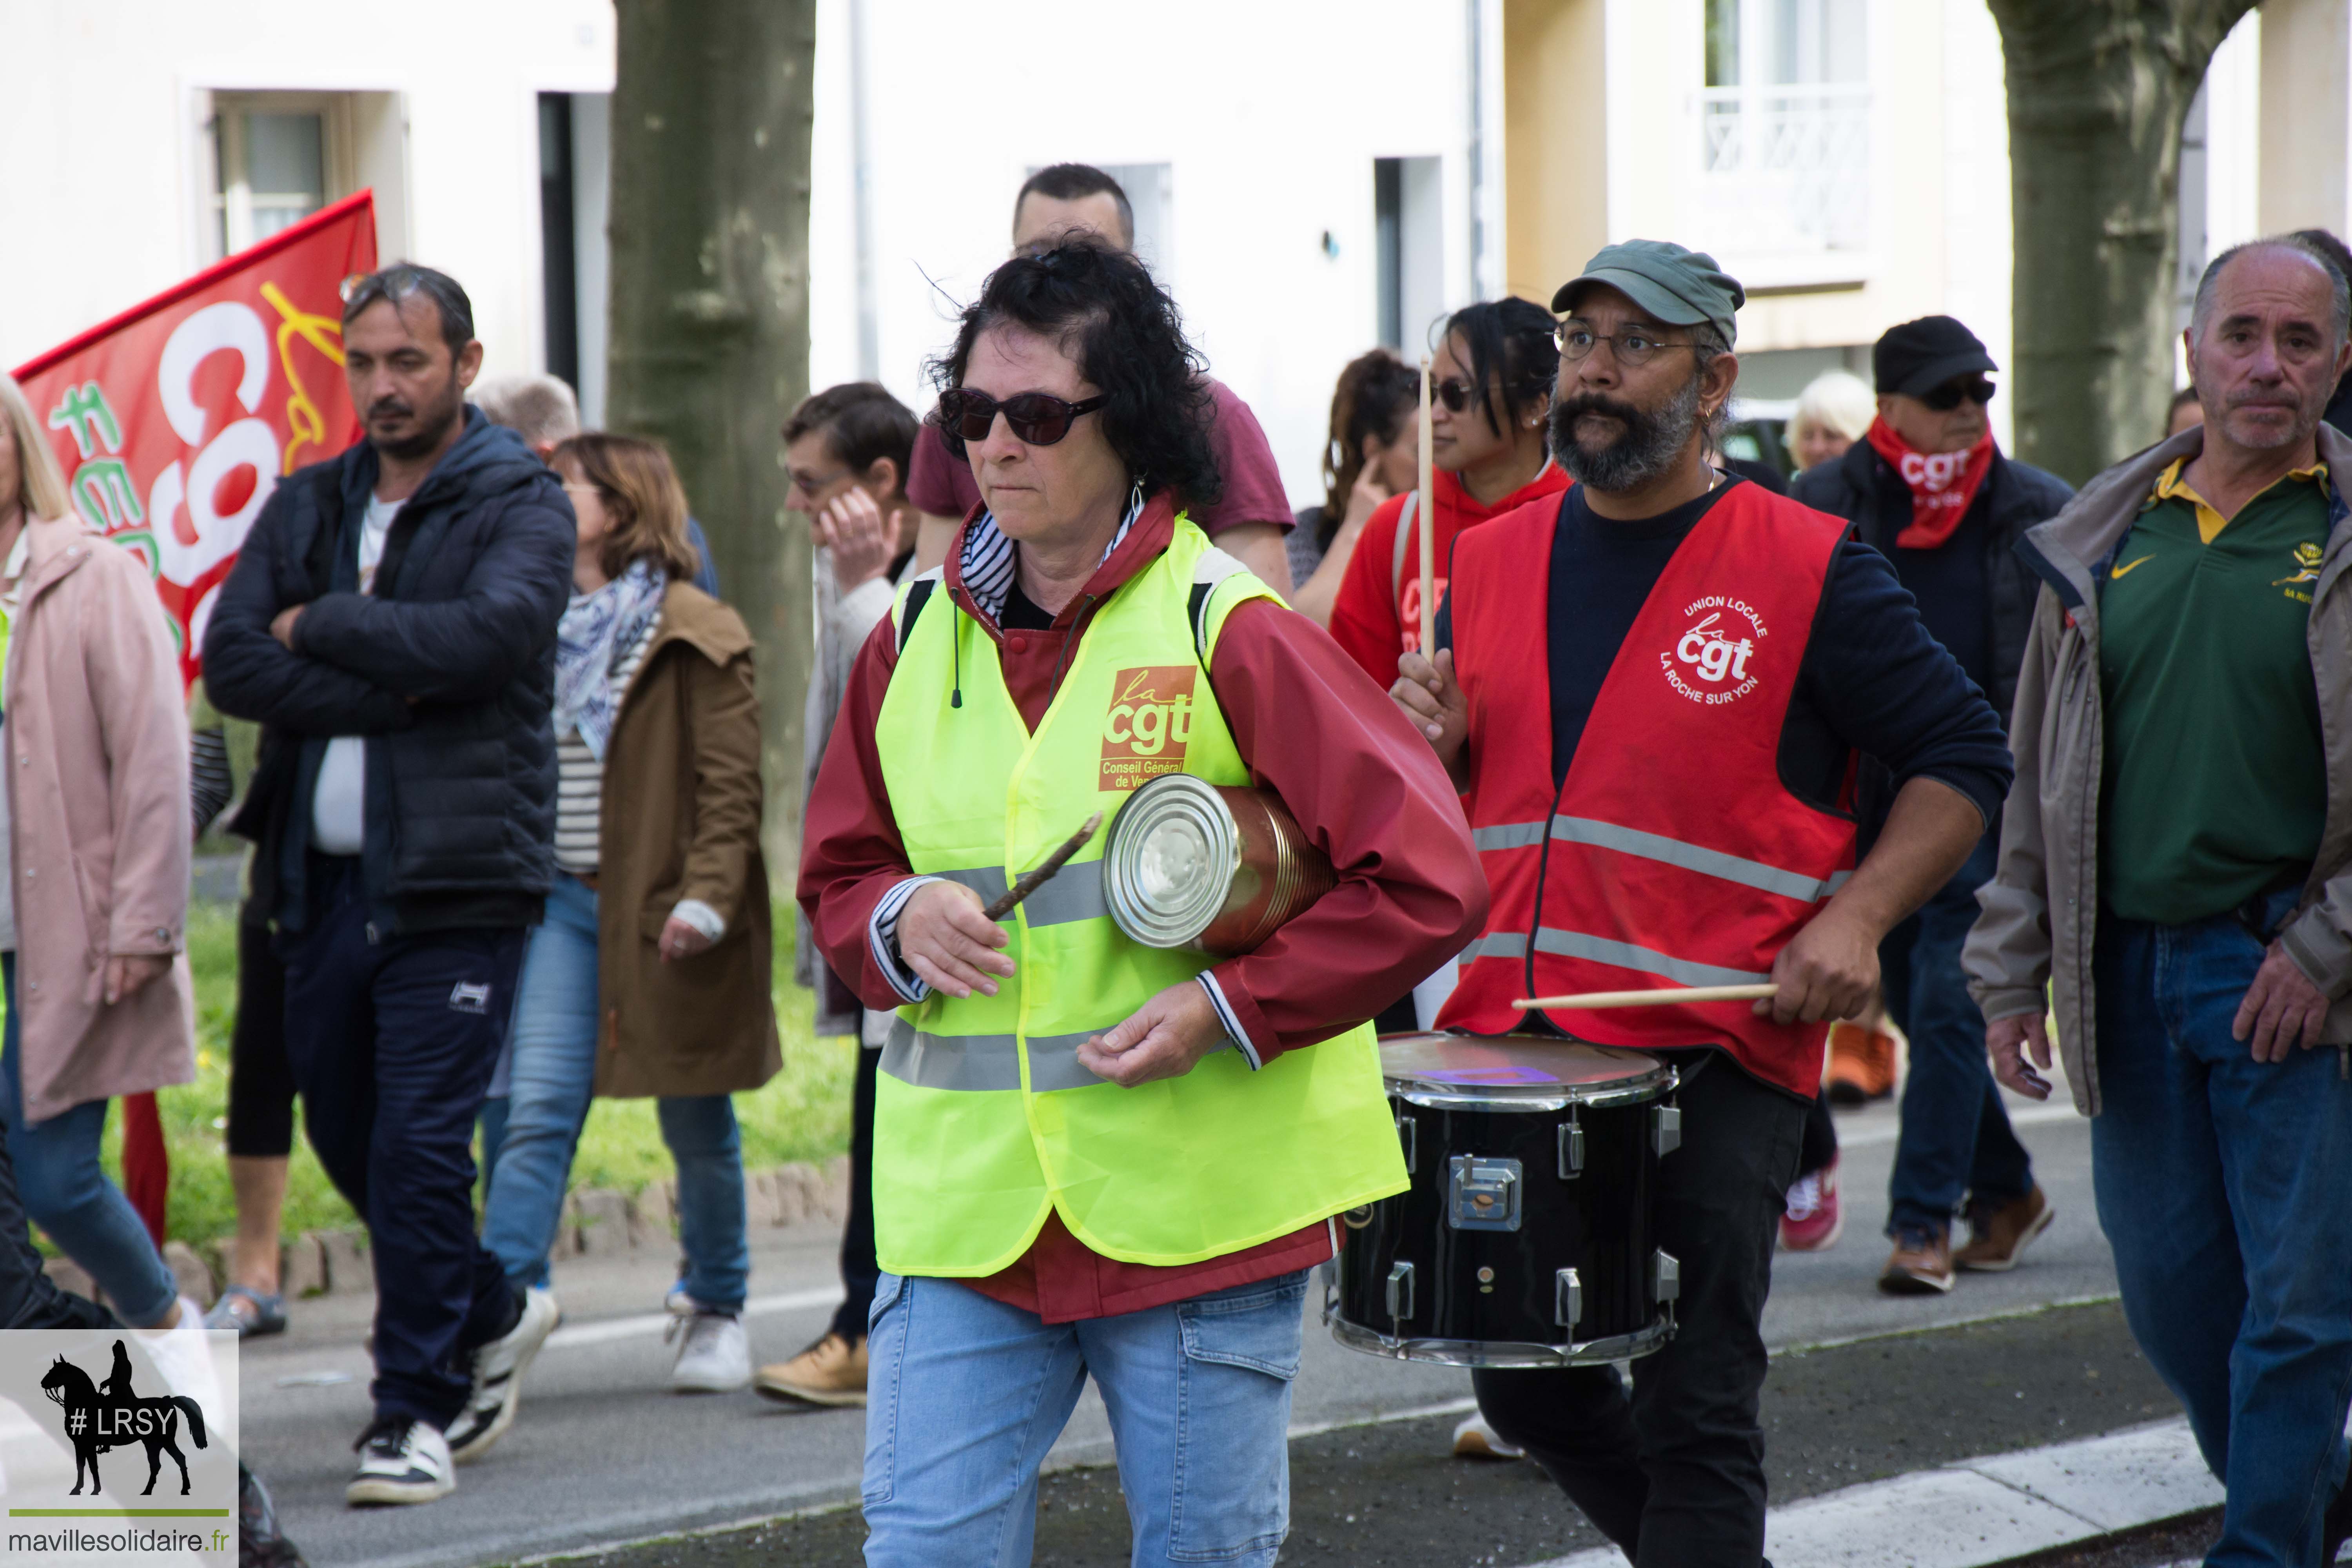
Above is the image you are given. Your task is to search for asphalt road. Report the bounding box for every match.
[230,1087,2124,1568]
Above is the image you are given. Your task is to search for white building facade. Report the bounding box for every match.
[2,0,2344,507]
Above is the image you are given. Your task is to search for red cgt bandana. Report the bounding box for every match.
[1866,416,1996,550]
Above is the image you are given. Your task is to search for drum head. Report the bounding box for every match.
[1378,1031,1674,1108]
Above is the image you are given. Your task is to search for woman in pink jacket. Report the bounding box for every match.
[0,374,197,1332]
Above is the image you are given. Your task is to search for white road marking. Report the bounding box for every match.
[1517,1417,2219,1568]
[1835,1100,2080,1149]
[542,1286,844,1350]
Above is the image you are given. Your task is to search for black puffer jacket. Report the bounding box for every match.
[1789,438,2073,728]
[205,410,574,933]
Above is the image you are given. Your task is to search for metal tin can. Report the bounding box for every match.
[1102,773,1336,954]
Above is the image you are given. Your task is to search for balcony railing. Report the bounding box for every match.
[1695,82,1871,265]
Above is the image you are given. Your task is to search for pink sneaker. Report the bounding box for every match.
[1779,1157,1844,1252]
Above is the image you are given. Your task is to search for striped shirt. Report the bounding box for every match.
[554,619,655,875]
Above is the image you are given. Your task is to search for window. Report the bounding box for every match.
[540,94,581,393]
[1375,156,1444,354]
[210,95,343,258]
[1697,0,1870,270]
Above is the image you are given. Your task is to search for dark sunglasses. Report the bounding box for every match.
[1920,378,1996,412]
[937,388,1107,446]
[1433,375,1551,415]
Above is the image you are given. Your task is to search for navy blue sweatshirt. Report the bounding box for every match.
[1436,478,2013,827]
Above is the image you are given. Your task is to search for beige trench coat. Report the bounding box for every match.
[4,516,192,1124]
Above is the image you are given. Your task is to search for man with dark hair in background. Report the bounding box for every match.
[1791,316,2074,1295]
[471,373,720,597]
[204,264,575,1508]
[901,163,1297,591]
[759,380,920,1408]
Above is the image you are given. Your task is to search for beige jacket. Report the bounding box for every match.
[4,517,194,1123]
[1962,423,2352,1114]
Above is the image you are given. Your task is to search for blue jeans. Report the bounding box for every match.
[1883,833,2033,1236]
[0,954,178,1326]
[2093,889,2352,1567]
[862,1270,1308,1567]
[478,874,750,1312]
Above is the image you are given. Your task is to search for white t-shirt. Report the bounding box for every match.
[310,495,400,856]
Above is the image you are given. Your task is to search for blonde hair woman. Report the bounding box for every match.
[1784,369,1877,473]
[0,374,198,1335]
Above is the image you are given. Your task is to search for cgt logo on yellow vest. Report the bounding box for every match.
[1661,597,1769,706]
[1101,665,1198,789]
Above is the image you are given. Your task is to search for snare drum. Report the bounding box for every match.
[1329,1032,1682,1367]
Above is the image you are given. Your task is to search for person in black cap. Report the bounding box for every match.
[1394,242,2011,1567]
[1790,318,2074,1297]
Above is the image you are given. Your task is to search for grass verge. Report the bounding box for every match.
[93,901,852,1251]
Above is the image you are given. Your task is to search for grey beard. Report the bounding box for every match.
[1550,372,1704,494]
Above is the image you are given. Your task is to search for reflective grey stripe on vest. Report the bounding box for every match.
[923,860,1108,929]
[1471,821,1547,851]
[882,1016,1228,1093]
[1547,816,1847,902]
[1460,930,1527,963]
[1531,927,1768,988]
[1468,817,1847,902]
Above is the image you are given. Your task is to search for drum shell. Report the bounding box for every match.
[1332,1081,1670,1366]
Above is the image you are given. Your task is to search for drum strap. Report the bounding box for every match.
[897,577,937,652]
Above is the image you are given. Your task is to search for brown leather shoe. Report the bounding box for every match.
[1955,1186,2055,1272]
[753,1333,869,1408]
[1825,1023,1898,1105]
[1879,1228,1955,1294]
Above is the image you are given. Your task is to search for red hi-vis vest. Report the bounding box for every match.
[1434,484,1857,1097]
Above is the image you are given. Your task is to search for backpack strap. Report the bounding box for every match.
[893,569,945,653]
[1389,491,1419,606]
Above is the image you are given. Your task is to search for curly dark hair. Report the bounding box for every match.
[931,236,1223,512]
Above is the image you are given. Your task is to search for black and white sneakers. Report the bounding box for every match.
[444,1285,561,1465]
[346,1418,454,1506]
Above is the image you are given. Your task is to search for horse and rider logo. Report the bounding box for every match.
[38,1339,209,1497]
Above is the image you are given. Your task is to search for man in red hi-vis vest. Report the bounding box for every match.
[1392,241,2014,1567]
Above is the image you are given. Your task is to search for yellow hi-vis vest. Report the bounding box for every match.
[869,519,1408,1276]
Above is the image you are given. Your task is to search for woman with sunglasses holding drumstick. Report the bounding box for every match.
[1325,299,1566,697]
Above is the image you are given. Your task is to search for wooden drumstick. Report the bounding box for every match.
[1416,354,1436,659]
[982,811,1104,921]
[1514,983,1780,1010]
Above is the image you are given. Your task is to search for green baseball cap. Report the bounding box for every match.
[1551,240,1747,347]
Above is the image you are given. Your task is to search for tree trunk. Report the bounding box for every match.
[1988,0,2255,485]
[607,0,817,875]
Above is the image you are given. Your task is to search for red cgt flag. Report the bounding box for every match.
[11,192,377,1248]
[13,189,377,689]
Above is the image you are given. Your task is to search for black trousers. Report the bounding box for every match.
[830,1038,880,1343]
[227,915,296,1158]
[275,857,524,1428]
[1474,1057,1807,1568]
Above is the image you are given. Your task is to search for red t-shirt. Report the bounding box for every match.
[1325,463,1571,687]
[905,376,1294,536]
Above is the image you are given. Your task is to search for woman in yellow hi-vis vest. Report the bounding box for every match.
[800,237,1486,1567]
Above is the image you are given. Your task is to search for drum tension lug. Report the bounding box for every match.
[1559,1109,1584,1180]
[1652,1103,1682,1159]
[1396,1112,1416,1175]
[1385,1260,1415,1322]
[1653,1249,1681,1305]
[1555,1267,1582,1331]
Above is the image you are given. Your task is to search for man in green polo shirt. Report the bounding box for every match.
[1966,236,2352,1566]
